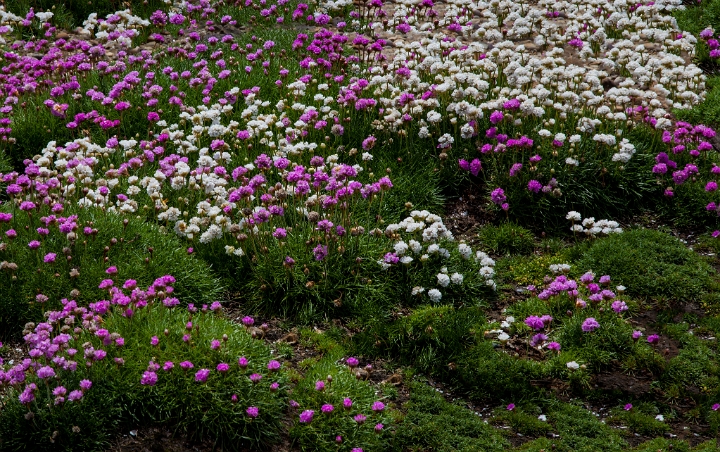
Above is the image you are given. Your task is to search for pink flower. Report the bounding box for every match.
[246,406,259,418]
[507,403,515,411]
[624,403,633,411]
[299,410,314,423]
[581,318,600,332]
[195,369,211,383]
[141,371,158,386]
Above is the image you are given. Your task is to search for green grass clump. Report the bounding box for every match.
[390,381,508,452]
[289,329,392,452]
[478,222,535,256]
[578,229,718,302]
[0,206,220,340]
[609,403,671,436]
[0,286,288,451]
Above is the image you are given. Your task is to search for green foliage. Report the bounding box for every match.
[495,253,568,287]
[578,229,718,302]
[478,222,535,256]
[289,329,392,452]
[0,296,288,451]
[390,381,508,452]
[674,76,720,127]
[357,305,488,375]
[0,206,220,340]
[491,405,552,436]
[609,403,671,436]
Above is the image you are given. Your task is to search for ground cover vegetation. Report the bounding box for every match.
[1,0,720,450]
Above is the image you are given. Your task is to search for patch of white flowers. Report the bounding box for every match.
[567,211,623,236]
[380,210,497,303]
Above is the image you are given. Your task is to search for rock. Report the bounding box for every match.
[56,32,70,40]
[277,332,299,345]
[248,326,264,338]
[354,368,369,380]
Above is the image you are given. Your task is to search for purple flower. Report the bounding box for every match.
[489,110,504,124]
[141,371,158,386]
[632,331,643,341]
[299,410,315,423]
[180,361,194,371]
[242,316,254,326]
[547,342,561,352]
[490,187,506,206]
[163,361,174,372]
[647,334,660,345]
[321,404,334,413]
[28,240,41,250]
[343,398,353,409]
[375,423,384,432]
[37,366,56,379]
[581,318,600,332]
[525,315,545,331]
[530,333,547,347]
[347,357,359,368]
[313,244,328,261]
[79,380,92,391]
[217,363,230,373]
[250,373,263,383]
[268,360,281,371]
[315,380,325,391]
[150,336,159,346]
[247,406,259,418]
[195,369,211,383]
[67,390,83,402]
[354,413,367,424]
[507,403,516,411]
[372,401,385,412]
[712,403,719,411]
[528,180,542,193]
[238,356,249,369]
[624,403,633,411]
[611,300,628,314]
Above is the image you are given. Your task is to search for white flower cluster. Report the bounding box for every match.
[567,212,623,236]
[382,211,496,302]
[549,263,572,274]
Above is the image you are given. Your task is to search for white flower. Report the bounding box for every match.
[400,256,414,265]
[394,241,409,256]
[411,286,425,296]
[566,211,582,221]
[479,266,495,278]
[655,415,664,422]
[428,289,442,302]
[566,361,580,370]
[437,273,451,287]
[451,273,464,285]
[538,415,547,422]
[497,332,510,342]
[458,243,472,259]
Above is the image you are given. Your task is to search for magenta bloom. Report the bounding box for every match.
[141,371,158,386]
[250,373,263,383]
[315,380,325,391]
[238,356,248,369]
[712,403,719,411]
[632,331,643,341]
[343,398,353,409]
[581,318,600,332]
[490,187,506,206]
[528,180,542,193]
[530,333,547,347]
[372,401,385,412]
[242,316,254,326]
[507,403,515,411]
[347,357,359,368]
[267,360,281,371]
[217,363,230,373]
[179,361,194,371]
[524,315,545,331]
[67,390,83,402]
[37,366,56,379]
[624,403,633,411]
[299,410,315,423]
[354,413,367,424]
[647,334,660,345]
[321,404,335,413]
[611,300,628,314]
[163,361,174,372]
[195,369,211,383]
[489,110,504,124]
[150,336,159,346]
[79,380,92,391]
[547,342,561,352]
[28,240,41,250]
[247,406,259,418]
